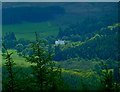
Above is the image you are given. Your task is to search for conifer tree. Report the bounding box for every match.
[2,44,16,92]
[100,62,120,91]
[25,32,63,91]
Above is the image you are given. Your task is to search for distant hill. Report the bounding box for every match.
[2,2,118,43]
[2,2,118,25]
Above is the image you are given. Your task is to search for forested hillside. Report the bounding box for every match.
[2,2,120,91]
[54,23,119,61]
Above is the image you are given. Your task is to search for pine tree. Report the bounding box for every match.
[100,63,120,91]
[25,32,63,91]
[2,44,16,92]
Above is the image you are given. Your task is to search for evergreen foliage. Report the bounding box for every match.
[100,63,120,92]
[25,32,63,91]
[2,44,16,91]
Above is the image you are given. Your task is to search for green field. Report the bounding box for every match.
[3,22,62,40]
[2,49,94,75]
[2,50,31,67]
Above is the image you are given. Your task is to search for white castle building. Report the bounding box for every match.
[55,40,65,45]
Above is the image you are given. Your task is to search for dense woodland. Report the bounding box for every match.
[2,2,120,91]
[2,23,120,61]
[2,23,120,91]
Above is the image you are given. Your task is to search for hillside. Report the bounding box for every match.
[2,2,118,40]
[2,2,120,91]
[3,2,117,25]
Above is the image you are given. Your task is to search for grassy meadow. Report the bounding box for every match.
[3,22,62,40]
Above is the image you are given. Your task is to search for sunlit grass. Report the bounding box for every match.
[2,49,95,77]
[2,49,31,67]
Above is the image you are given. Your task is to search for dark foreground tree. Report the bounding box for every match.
[25,32,63,91]
[2,44,16,92]
[100,63,120,92]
